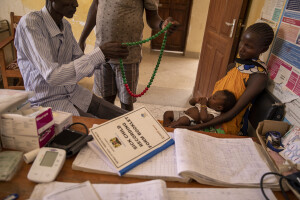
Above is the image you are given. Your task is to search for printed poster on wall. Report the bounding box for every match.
[261,0,285,27]
[267,0,300,126]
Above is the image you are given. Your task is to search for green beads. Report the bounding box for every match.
[120,23,171,97]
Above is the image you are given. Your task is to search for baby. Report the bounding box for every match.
[163,90,236,127]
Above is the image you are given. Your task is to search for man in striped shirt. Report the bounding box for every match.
[14,0,129,119]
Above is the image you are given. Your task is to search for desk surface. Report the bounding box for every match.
[0,116,297,200]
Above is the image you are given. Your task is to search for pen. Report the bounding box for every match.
[3,193,19,200]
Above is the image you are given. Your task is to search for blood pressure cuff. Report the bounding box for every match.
[46,123,93,158]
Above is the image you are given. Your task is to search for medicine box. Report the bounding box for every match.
[0,106,55,152]
[52,110,73,135]
[1,125,55,152]
[256,120,300,197]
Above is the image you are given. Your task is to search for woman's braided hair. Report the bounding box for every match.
[245,23,274,47]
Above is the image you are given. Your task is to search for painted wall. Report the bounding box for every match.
[0,0,207,56]
[244,0,270,62]
[245,0,265,27]
[185,0,209,57]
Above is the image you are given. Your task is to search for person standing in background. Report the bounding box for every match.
[79,0,179,111]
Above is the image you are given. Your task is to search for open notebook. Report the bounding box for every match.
[72,128,278,188]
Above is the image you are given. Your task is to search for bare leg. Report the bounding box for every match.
[170,116,190,127]
[163,111,174,127]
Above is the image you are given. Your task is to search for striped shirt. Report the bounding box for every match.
[14,7,105,115]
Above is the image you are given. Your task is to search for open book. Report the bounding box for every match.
[73,128,278,188]
[29,179,277,200]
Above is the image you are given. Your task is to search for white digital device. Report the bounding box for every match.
[27,147,66,183]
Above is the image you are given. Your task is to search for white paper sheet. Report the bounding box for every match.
[167,188,276,200]
[29,180,277,200]
[30,180,168,200]
[43,181,100,200]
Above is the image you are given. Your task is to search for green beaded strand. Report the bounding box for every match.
[120,23,171,98]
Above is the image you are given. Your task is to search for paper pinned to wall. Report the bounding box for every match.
[260,0,285,26]
[270,83,299,103]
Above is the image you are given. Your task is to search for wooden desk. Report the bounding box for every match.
[0,116,297,200]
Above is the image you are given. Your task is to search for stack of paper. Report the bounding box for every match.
[0,151,23,181]
[29,179,277,200]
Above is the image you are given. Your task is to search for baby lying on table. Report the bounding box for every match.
[163,90,236,127]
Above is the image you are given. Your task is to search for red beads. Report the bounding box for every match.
[120,23,171,98]
[125,84,149,98]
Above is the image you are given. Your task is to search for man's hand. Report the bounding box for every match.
[162,17,180,36]
[100,42,129,60]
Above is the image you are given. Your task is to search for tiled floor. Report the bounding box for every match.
[79,49,199,120]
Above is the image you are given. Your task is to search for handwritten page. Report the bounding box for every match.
[43,181,100,200]
[174,129,277,187]
[30,180,277,200]
[30,180,168,200]
[93,179,168,200]
[30,181,98,200]
[72,133,188,182]
[167,188,276,200]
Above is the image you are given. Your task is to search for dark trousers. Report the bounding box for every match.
[75,94,128,119]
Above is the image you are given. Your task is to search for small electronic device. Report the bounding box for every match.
[46,122,93,158]
[27,147,66,183]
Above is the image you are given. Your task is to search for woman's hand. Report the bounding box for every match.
[171,124,205,130]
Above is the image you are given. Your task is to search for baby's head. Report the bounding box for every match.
[239,23,274,60]
[207,90,236,112]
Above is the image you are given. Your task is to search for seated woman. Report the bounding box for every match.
[172,22,274,135]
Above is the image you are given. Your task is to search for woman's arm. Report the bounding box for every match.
[173,73,268,130]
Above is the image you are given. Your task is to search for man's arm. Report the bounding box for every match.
[78,0,98,51]
[173,73,268,130]
[15,19,127,87]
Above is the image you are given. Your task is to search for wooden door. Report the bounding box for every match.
[193,0,249,97]
[151,0,192,52]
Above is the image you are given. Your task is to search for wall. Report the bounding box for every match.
[243,0,274,63]
[185,0,210,57]
[0,0,207,57]
[245,0,265,27]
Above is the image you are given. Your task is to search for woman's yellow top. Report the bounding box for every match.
[212,59,267,135]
